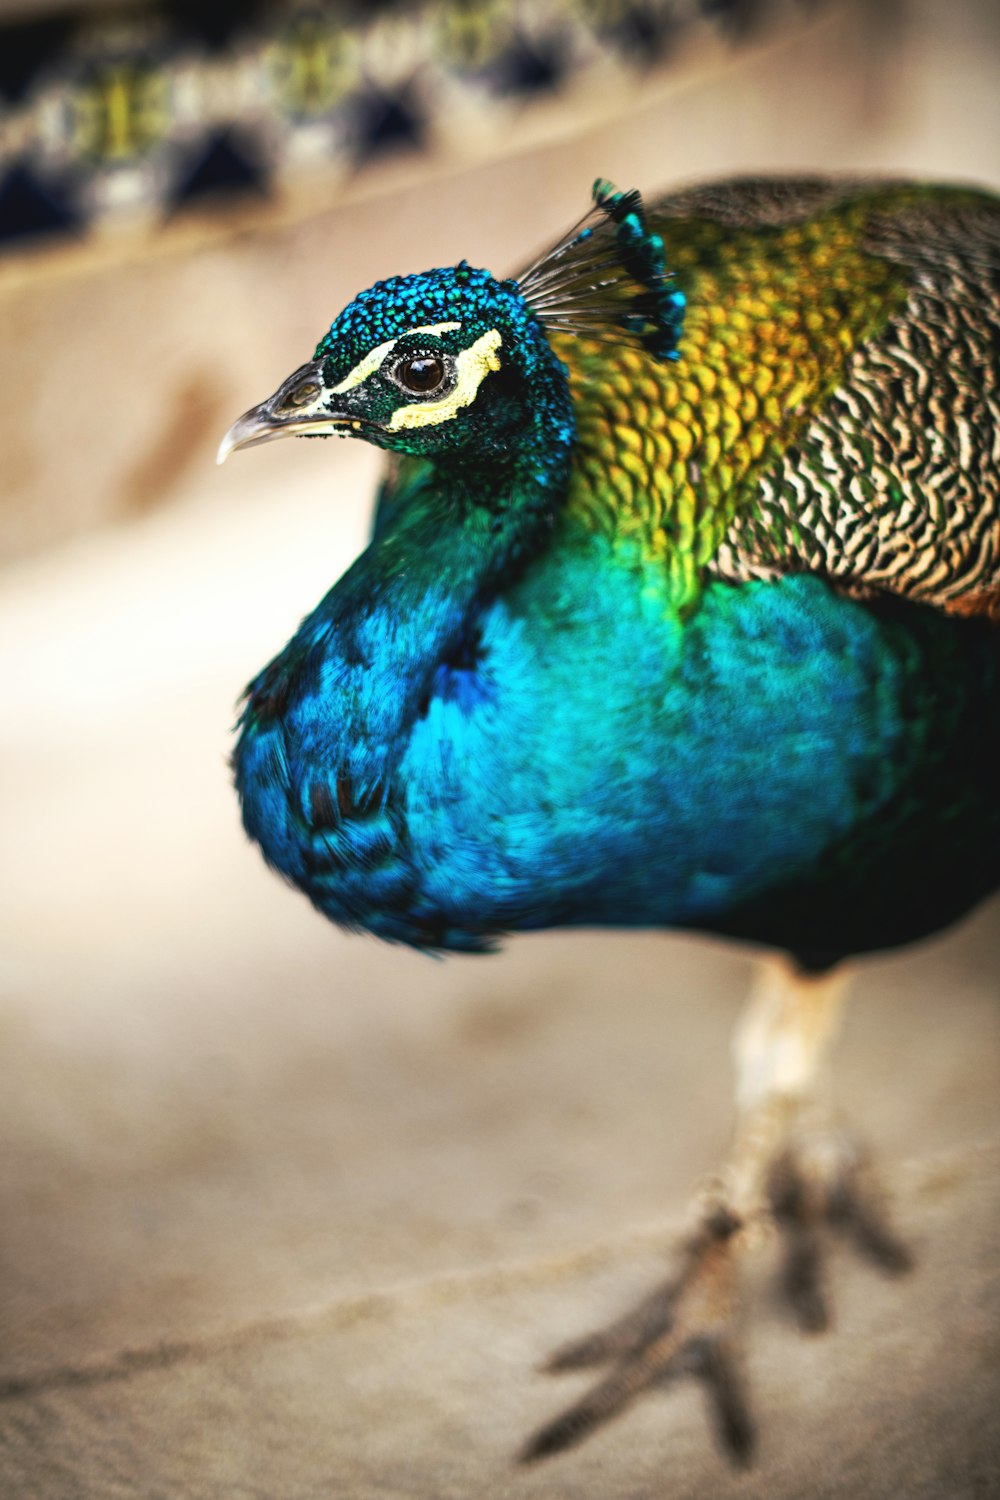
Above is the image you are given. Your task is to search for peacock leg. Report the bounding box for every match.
[520,957,911,1464]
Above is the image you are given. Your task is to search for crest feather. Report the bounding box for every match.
[517,179,686,361]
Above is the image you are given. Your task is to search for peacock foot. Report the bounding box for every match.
[519,1120,911,1466]
[766,1124,912,1336]
[519,1205,754,1464]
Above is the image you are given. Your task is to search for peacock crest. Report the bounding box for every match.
[517,178,687,360]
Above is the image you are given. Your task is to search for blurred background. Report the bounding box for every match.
[1,2,998,1495]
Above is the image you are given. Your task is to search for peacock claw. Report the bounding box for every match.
[768,1131,912,1335]
[520,1130,910,1466]
[519,1209,756,1466]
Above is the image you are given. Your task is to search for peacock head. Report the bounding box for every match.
[217,181,684,468]
[218,262,561,466]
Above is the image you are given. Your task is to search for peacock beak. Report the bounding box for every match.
[216,358,357,464]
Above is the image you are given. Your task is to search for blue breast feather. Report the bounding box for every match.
[235,536,917,952]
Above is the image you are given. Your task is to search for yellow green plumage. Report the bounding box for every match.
[535,182,997,616]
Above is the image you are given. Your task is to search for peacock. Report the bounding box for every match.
[218,176,1000,1463]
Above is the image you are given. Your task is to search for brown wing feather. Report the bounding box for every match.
[706,182,1000,620]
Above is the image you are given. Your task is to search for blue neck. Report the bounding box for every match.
[244,355,575,769]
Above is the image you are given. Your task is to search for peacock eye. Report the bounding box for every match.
[279,380,320,411]
[393,353,447,396]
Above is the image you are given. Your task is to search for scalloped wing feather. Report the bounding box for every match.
[707,182,1000,620]
[551,177,1000,619]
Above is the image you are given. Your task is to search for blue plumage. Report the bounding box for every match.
[236,516,993,954]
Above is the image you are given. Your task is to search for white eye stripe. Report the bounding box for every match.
[409,322,462,338]
[329,322,462,395]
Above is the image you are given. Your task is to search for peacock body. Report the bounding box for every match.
[224,178,1000,970]
[220,174,1000,1464]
